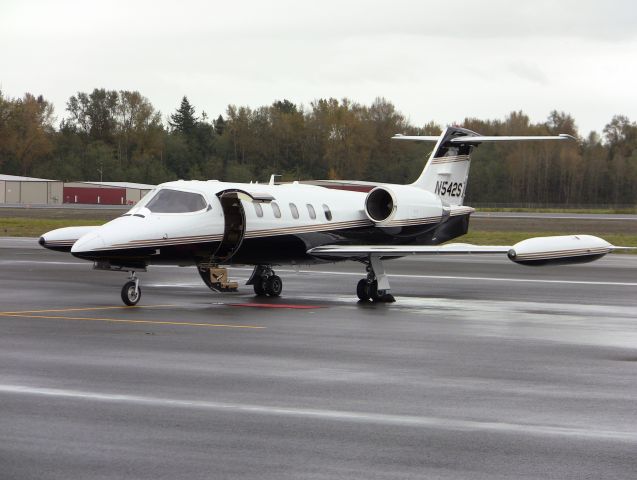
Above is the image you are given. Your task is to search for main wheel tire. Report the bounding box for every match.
[356,279,370,301]
[265,275,282,297]
[369,280,383,302]
[253,278,267,296]
[370,281,396,303]
[121,281,141,306]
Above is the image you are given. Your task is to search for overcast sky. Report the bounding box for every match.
[1,0,636,135]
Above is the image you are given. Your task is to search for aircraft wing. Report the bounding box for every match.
[308,235,631,265]
[308,243,510,259]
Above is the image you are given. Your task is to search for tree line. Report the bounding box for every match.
[0,89,635,205]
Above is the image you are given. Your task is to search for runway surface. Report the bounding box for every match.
[1,238,636,479]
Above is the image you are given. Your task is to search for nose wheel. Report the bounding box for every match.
[121,272,141,306]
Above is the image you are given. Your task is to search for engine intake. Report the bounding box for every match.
[365,187,395,222]
[363,184,443,232]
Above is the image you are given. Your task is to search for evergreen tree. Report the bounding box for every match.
[169,96,197,135]
[214,115,226,135]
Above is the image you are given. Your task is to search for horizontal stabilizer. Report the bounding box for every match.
[392,134,576,143]
[391,134,441,142]
[449,134,576,143]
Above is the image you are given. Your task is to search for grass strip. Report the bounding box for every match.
[476,207,636,214]
[0,217,104,237]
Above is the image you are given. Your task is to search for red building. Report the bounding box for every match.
[63,186,126,205]
[62,181,154,205]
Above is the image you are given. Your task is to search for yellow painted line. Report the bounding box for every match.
[0,313,265,330]
[0,305,178,315]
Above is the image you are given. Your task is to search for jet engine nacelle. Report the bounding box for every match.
[364,185,443,227]
[507,235,613,266]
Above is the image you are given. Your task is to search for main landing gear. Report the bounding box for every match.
[356,256,395,303]
[247,265,283,297]
[121,271,141,306]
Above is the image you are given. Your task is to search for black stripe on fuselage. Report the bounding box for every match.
[71,214,472,267]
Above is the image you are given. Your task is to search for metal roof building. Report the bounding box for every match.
[0,174,155,206]
[0,174,64,205]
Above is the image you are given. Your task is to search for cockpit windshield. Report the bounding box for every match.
[145,188,207,213]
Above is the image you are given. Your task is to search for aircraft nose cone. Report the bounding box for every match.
[71,231,105,256]
[38,236,46,247]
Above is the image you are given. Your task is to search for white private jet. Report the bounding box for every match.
[40,127,629,305]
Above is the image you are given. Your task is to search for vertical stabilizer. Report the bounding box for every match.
[410,127,478,206]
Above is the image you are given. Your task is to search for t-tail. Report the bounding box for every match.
[393,127,575,206]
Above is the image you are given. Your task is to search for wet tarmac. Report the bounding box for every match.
[1,238,636,479]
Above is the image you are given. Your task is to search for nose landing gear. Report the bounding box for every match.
[93,262,146,306]
[121,271,141,306]
[357,255,395,303]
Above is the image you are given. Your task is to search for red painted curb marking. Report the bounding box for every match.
[228,303,325,309]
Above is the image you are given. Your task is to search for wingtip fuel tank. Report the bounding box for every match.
[507,235,614,266]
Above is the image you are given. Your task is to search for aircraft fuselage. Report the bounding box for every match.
[49,179,468,269]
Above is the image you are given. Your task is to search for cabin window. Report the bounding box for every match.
[306,204,316,219]
[289,203,299,219]
[253,202,263,217]
[322,204,332,221]
[271,202,281,218]
[146,188,207,213]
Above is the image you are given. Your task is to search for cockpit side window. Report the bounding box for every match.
[134,189,154,207]
[123,188,156,215]
[145,188,207,213]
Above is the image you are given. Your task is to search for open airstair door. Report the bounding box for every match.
[210,188,274,263]
[212,191,247,263]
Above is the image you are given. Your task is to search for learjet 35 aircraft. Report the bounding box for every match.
[40,127,630,305]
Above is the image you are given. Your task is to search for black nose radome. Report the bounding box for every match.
[38,237,46,246]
